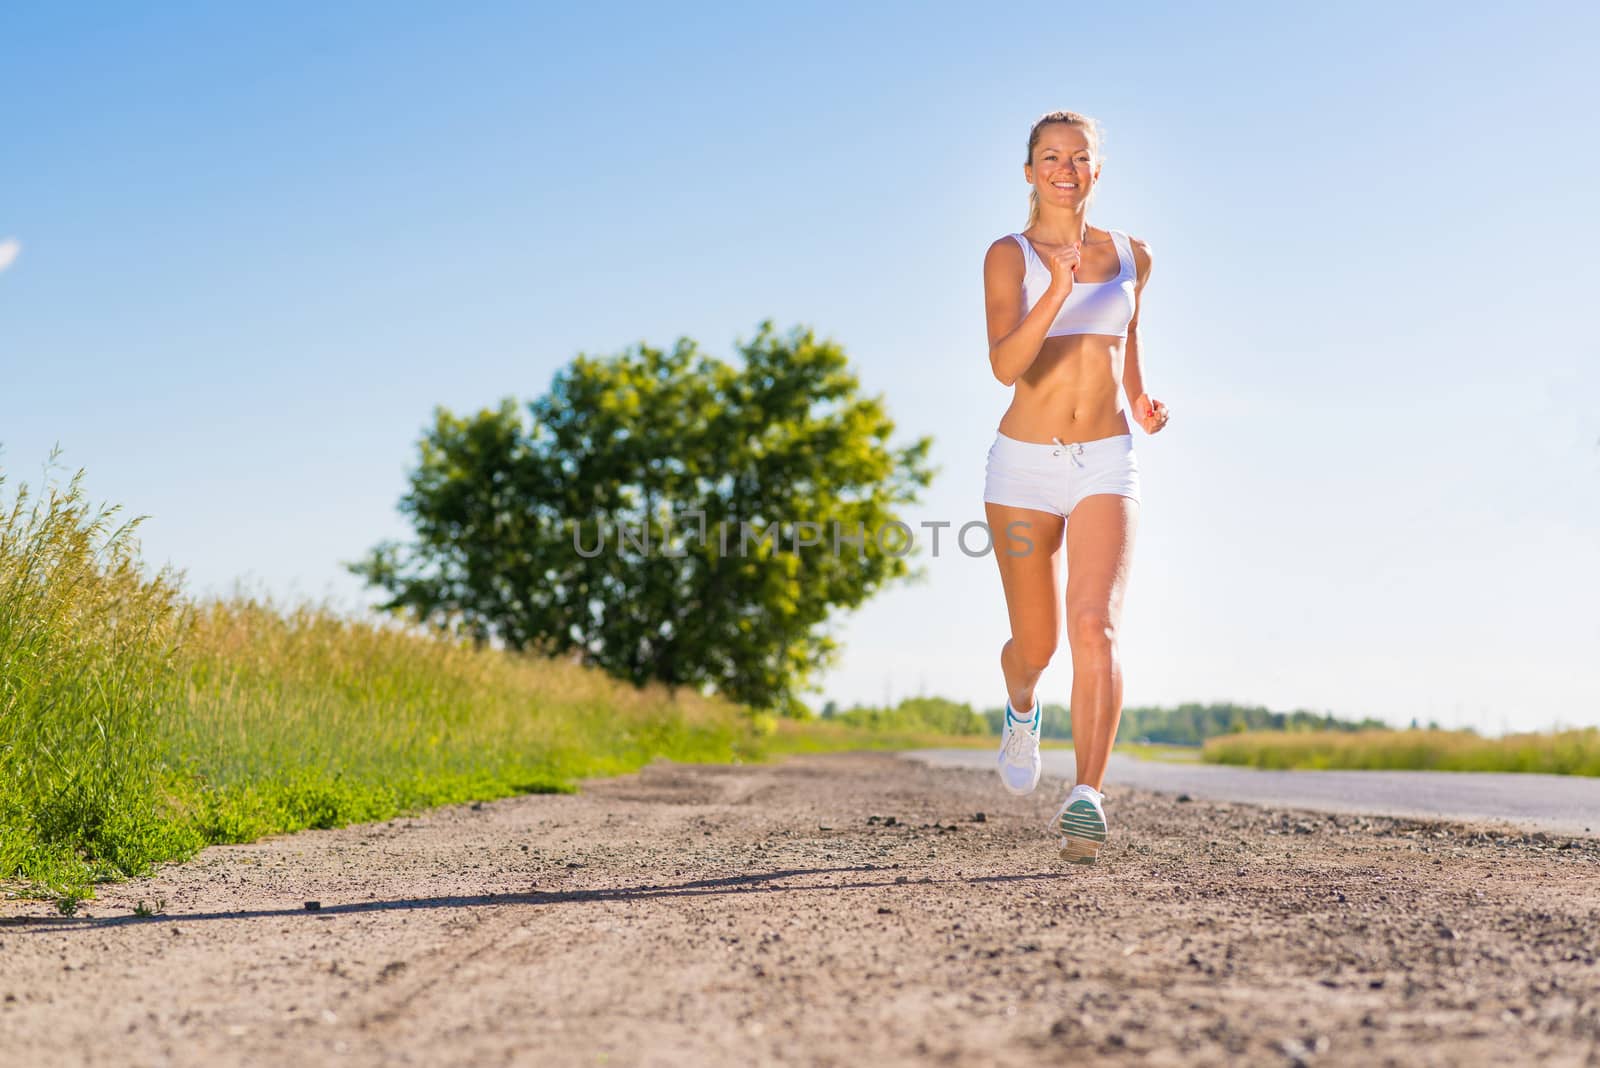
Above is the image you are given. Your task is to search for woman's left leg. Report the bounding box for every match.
[1063,492,1139,791]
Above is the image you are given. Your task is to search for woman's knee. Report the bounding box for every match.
[1067,608,1118,650]
[1007,637,1057,676]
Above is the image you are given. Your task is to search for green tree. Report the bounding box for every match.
[347,320,935,716]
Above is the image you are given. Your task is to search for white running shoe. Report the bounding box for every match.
[996,697,1043,796]
[1051,783,1108,864]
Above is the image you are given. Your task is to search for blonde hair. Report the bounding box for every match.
[1025,111,1105,229]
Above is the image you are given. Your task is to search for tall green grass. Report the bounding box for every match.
[1203,728,1600,775]
[0,461,199,895]
[0,456,972,901]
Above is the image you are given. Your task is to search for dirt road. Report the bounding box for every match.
[4,752,1600,1067]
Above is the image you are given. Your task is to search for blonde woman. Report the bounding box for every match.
[982,110,1170,863]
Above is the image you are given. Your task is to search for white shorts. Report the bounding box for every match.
[982,431,1141,519]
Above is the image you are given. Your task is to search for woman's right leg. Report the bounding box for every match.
[984,501,1066,708]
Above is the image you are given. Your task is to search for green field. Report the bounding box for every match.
[1108,742,1204,763]
[1203,728,1600,775]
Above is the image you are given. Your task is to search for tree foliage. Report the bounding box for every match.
[348,320,935,716]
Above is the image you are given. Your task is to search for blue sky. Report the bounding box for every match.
[3,2,1596,732]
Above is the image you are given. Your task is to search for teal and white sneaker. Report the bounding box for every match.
[1051,784,1108,864]
[996,697,1043,796]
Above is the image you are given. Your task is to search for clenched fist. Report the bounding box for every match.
[1041,241,1082,291]
[1134,393,1170,434]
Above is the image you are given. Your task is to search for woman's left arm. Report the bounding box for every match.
[1122,236,1169,434]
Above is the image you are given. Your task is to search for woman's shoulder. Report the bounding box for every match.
[984,232,1028,266]
[1115,230,1152,276]
[1100,225,1148,251]
[1098,226,1150,271]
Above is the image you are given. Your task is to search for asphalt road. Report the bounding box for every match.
[906,748,1600,838]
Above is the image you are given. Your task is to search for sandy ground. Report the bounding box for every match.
[3,752,1600,1067]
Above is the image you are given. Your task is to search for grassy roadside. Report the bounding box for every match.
[0,461,989,903]
[1107,742,1204,763]
[1203,728,1600,775]
[3,586,980,903]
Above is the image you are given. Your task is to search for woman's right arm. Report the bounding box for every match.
[984,238,1075,387]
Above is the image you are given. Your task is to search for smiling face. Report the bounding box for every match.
[1025,122,1101,209]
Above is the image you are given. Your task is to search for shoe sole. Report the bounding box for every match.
[1056,798,1107,865]
[996,767,1041,796]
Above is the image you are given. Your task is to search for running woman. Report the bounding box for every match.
[981,110,1170,864]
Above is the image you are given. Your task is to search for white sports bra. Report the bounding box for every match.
[1012,229,1137,339]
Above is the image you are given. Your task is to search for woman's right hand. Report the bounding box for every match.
[1042,242,1082,292]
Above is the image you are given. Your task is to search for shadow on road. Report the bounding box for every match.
[3,863,1078,933]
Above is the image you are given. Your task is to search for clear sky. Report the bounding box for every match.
[3,2,1597,733]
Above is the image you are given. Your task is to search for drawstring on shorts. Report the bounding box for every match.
[1051,436,1086,467]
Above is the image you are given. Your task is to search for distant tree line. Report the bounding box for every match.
[825,696,988,736]
[820,697,1388,744]
[989,701,1390,744]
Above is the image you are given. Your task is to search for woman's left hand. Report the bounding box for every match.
[1134,393,1170,434]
